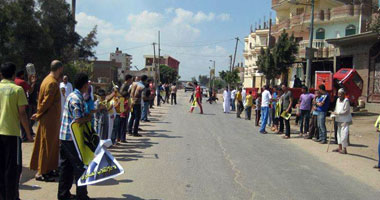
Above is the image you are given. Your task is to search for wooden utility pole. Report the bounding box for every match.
[229,55,232,72]
[158,31,161,84]
[153,42,157,85]
[232,37,239,71]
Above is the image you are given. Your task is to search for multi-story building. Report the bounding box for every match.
[271,0,377,88]
[110,47,132,81]
[144,55,180,78]
[243,26,270,89]
[92,60,121,84]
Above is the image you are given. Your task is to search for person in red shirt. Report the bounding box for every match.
[189,82,203,114]
[15,70,36,141]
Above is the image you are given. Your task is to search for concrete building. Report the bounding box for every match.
[110,47,132,81]
[144,55,180,72]
[144,55,180,81]
[92,60,121,84]
[243,26,270,89]
[271,0,377,88]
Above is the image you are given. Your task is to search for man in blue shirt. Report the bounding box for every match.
[316,84,330,144]
[58,73,98,200]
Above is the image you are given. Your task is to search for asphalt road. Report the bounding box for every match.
[20,91,380,200]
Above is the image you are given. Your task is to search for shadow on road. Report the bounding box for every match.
[94,178,133,186]
[96,194,161,200]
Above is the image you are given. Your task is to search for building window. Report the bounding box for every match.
[316,28,325,40]
[296,8,304,15]
[345,25,356,36]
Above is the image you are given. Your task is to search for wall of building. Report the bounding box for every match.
[314,21,359,39]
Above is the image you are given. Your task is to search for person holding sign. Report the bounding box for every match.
[58,73,99,200]
[279,83,293,139]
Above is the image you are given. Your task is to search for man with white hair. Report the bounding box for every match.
[332,88,352,154]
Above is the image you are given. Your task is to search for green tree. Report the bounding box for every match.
[160,65,178,83]
[0,0,98,76]
[213,78,226,90]
[219,69,240,87]
[198,75,209,86]
[77,26,99,60]
[272,30,298,83]
[257,47,277,85]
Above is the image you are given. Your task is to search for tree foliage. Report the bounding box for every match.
[372,14,380,36]
[0,0,98,76]
[198,75,209,86]
[219,69,240,87]
[256,30,298,85]
[160,65,178,84]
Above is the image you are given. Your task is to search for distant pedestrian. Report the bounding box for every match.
[30,60,63,182]
[271,87,279,132]
[255,94,261,127]
[316,84,330,144]
[141,82,151,122]
[190,82,204,114]
[260,85,272,134]
[231,88,237,111]
[274,88,284,133]
[171,82,177,105]
[244,91,253,120]
[60,75,73,96]
[236,88,244,118]
[223,87,231,113]
[279,83,293,139]
[0,62,33,200]
[332,88,352,154]
[164,83,169,103]
[299,86,314,137]
[293,75,302,88]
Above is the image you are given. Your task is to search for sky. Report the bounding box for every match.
[66,0,272,80]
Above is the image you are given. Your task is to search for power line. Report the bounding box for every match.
[161,39,234,48]
[160,49,229,58]
[96,43,151,56]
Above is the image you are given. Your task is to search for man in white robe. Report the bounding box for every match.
[242,88,247,106]
[223,88,231,113]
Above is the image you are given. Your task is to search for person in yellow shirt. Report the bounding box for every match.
[236,88,244,118]
[0,62,33,200]
[245,91,253,120]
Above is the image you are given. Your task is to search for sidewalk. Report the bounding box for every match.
[269,112,380,191]
[19,103,171,200]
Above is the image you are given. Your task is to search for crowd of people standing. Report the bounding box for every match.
[0,60,178,200]
[222,82,352,155]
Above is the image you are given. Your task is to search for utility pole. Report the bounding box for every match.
[229,55,233,72]
[305,0,315,88]
[232,37,239,71]
[152,42,157,86]
[72,0,76,22]
[158,31,161,84]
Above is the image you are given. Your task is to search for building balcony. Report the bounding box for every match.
[273,4,362,34]
[298,39,334,59]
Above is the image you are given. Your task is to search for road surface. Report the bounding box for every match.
[21,91,380,200]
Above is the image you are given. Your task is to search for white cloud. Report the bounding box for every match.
[217,13,231,21]
[75,9,231,79]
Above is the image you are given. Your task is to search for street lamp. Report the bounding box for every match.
[288,0,315,88]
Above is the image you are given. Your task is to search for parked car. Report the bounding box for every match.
[184,83,194,92]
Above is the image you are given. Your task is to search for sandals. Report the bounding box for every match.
[283,136,290,139]
[35,174,55,182]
